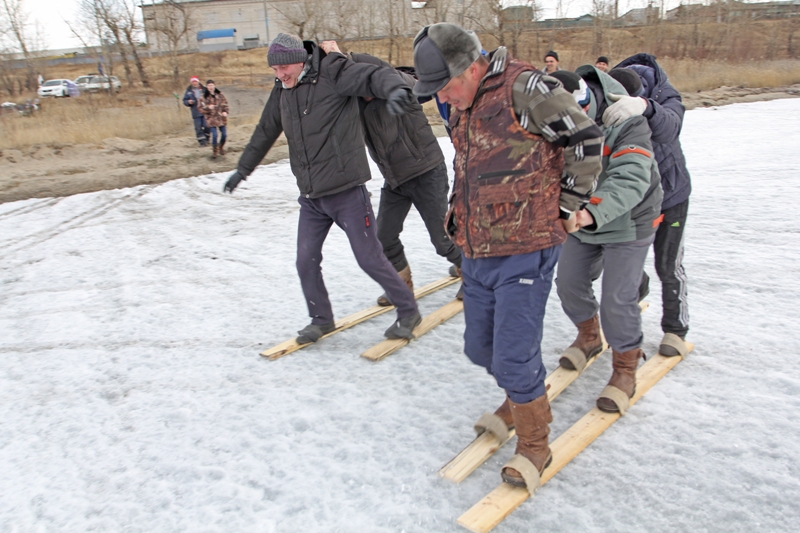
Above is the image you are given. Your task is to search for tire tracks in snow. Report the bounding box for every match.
[0,188,151,260]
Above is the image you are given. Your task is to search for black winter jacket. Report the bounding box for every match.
[349,53,444,189]
[615,53,691,210]
[236,41,411,198]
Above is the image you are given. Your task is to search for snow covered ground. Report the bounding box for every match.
[1,98,799,533]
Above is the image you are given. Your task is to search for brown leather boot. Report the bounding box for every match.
[596,348,644,414]
[218,140,226,155]
[501,395,553,487]
[212,145,218,159]
[377,265,413,306]
[559,314,604,371]
[494,397,514,430]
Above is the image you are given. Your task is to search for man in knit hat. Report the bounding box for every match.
[543,51,561,74]
[223,33,422,344]
[412,23,603,490]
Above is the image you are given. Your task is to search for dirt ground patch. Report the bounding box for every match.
[1,85,797,204]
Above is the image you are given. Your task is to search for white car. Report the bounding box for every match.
[83,75,122,93]
[74,75,95,90]
[38,79,80,98]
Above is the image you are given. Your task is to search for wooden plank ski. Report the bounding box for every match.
[439,301,650,483]
[361,299,464,361]
[456,342,694,533]
[260,276,459,360]
[438,340,608,484]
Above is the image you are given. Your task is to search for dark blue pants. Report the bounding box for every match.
[297,185,418,325]
[376,162,461,271]
[193,116,209,145]
[461,246,561,404]
[210,126,226,146]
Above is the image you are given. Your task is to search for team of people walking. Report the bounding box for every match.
[221,26,692,490]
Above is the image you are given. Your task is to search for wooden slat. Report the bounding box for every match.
[260,276,459,360]
[439,301,647,483]
[438,339,609,483]
[457,343,694,533]
[361,299,464,361]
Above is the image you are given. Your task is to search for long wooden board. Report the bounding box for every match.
[456,342,694,533]
[439,301,649,483]
[361,299,464,361]
[438,340,609,483]
[260,276,459,360]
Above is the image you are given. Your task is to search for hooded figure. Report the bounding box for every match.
[555,65,662,417]
[609,52,692,357]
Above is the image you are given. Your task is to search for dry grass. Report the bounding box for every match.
[0,94,187,150]
[3,20,798,150]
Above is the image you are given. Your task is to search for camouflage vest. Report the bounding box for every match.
[448,57,566,259]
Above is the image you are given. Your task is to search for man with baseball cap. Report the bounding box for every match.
[223,33,422,343]
[412,23,603,490]
[182,76,209,146]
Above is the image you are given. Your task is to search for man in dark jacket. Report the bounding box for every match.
[223,33,421,343]
[604,54,691,357]
[319,41,462,305]
[413,23,603,490]
[182,76,209,146]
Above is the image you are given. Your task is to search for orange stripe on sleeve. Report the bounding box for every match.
[611,147,652,159]
[602,145,611,157]
[652,214,665,228]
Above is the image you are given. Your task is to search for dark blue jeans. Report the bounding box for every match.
[210,125,226,146]
[192,116,209,145]
[461,246,561,404]
[296,185,418,325]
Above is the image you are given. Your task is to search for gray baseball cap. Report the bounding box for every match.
[412,24,482,97]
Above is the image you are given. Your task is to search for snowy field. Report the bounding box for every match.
[1,98,799,533]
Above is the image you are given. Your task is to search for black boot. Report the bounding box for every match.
[384,311,422,340]
[296,322,335,345]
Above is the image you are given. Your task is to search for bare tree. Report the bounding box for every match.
[271,0,322,40]
[1,0,37,91]
[150,0,194,83]
[118,0,150,88]
[321,0,356,44]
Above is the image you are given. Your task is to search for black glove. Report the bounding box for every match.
[386,87,415,116]
[223,170,246,193]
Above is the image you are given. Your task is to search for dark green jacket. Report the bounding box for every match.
[574,65,663,244]
[236,41,410,198]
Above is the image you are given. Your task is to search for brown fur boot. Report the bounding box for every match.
[377,265,414,306]
[559,315,604,371]
[218,140,226,156]
[596,348,644,414]
[501,395,553,487]
[494,397,514,430]
[212,145,218,159]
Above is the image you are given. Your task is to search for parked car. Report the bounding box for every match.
[37,79,80,98]
[74,75,95,90]
[83,75,121,93]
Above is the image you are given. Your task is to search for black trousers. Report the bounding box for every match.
[651,198,690,337]
[376,162,461,272]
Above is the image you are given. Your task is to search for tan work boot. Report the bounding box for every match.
[596,348,644,414]
[501,395,553,488]
[559,315,604,371]
[377,265,413,306]
[219,140,226,156]
[212,145,218,159]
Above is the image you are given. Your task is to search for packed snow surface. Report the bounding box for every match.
[2,99,799,533]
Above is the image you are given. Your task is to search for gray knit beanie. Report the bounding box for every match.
[268,33,307,67]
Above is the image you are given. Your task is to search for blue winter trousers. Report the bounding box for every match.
[297,185,418,325]
[192,116,209,145]
[461,246,561,404]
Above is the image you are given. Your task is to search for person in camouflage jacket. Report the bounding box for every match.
[199,80,229,158]
[413,23,603,490]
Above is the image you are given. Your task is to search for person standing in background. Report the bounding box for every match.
[199,80,229,159]
[182,76,210,147]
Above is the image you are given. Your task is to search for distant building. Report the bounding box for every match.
[666,1,800,22]
[140,0,295,53]
[618,6,659,26]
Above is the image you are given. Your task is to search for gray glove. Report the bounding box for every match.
[386,87,414,116]
[602,93,647,127]
[223,170,246,193]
